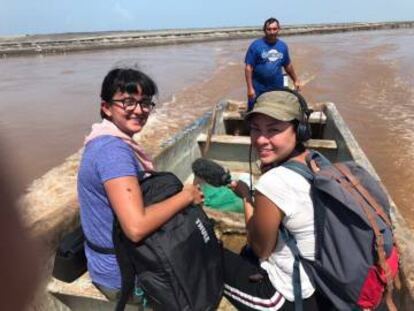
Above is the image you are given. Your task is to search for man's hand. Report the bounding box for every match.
[247,87,256,101]
[293,79,302,91]
[284,63,301,91]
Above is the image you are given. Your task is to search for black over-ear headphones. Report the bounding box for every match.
[280,88,313,142]
[247,89,313,178]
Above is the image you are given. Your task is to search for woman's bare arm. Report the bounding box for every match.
[104,176,203,242]
[246,191,284,259]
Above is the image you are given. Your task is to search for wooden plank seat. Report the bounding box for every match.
[223,110,327,124]
[48,274,142,310]
[48,273,107,301]
[47,225,242,311]
[197,134,338,170]
[197,133,337,150]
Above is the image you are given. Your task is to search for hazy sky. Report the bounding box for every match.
[1,0,413,36]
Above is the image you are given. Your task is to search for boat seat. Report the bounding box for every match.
[223,110,327,124]
[197,133,337,150]
[48,267,234,310]
[47,274,142,310]
[48,273,108,302]
[197,134,338,171]
[223,110,327,136]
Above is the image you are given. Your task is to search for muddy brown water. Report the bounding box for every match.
[1,28,413,229]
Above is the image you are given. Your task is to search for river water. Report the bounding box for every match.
[1,28,413,228]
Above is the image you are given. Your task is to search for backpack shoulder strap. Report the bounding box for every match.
[282,160,314,182]
[334,163,392,227]
[282,149,332,180]
[112,217,136,311]
[85,238,116,255]
[279,224,304,311]
[305,150,331,170]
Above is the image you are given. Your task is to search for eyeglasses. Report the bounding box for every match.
[111,97,155,112]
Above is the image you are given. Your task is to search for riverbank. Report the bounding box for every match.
[1,21,414,57]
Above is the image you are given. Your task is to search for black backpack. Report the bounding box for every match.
[114,171,224,311]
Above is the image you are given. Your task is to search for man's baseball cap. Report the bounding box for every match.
[245,90,302,122]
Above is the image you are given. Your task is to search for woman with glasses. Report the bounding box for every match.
[77,67,204,302]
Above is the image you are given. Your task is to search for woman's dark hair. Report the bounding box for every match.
[100,68,158,119]
[262,17,280,31]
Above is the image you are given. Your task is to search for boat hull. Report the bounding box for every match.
[21,100,414,310]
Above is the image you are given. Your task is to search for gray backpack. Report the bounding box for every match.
[281,151,400,311]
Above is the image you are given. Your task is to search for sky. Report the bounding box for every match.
[0,0,413,36]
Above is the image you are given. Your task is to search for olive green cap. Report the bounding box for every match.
[245,91,302,122]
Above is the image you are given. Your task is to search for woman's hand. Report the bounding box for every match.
[183,183,205,206]
[229,180,254,226]
[229,180,252,202]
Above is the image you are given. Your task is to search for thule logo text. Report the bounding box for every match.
[195,218,210,243]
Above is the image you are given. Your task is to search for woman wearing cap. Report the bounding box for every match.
[223,90,322,310]
[77,67,204,301]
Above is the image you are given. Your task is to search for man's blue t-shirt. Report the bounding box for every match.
[245,38,291,96]
[78,135,144,290]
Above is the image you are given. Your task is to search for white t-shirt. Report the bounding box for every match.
[255,166,315,301]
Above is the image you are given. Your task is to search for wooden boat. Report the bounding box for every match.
[21,99,414,310]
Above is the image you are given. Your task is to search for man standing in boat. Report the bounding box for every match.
[245,17,301,110]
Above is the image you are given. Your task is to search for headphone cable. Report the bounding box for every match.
[248,143,254,199]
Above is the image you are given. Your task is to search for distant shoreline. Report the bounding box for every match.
[1,21,413,57]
